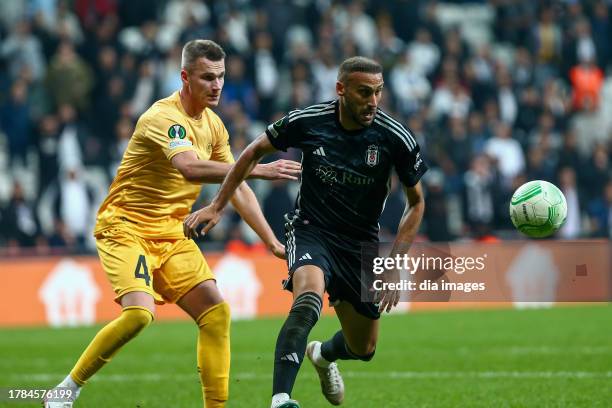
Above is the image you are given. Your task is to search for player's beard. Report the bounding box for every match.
[345,98,375,128]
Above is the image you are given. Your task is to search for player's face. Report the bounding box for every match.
[338,72,384,128]
[183,57,225,108]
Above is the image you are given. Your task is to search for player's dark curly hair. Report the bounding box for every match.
[337,56,382,82]
[181,39,226,71]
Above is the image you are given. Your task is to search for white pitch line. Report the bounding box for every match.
[3,347,609,370]
[9,371,612,383]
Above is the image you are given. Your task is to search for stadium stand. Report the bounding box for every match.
[0,0,610,256]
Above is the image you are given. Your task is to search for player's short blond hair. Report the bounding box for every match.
[181,39,226,71]
[337,56,383,83]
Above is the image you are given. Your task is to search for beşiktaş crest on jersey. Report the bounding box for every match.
[365,144,379,167]
[167,124,192,149]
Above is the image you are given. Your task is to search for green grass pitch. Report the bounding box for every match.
[1,305,610,407]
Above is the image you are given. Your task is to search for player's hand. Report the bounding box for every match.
[374,268,401,313]
[255,160,301,181]
[268,240,286,260]
[183,205,222,238]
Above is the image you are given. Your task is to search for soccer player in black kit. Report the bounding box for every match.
[184,57,427,408]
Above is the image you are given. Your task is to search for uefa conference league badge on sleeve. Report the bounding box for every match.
[168,124,193,149]
[361,241,611,304]
[267,116,286,139]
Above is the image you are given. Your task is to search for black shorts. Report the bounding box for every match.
[284,213,380,320]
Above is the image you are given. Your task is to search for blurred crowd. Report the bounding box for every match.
[0,0,611,255]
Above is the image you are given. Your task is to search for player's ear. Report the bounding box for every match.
[180,68,189,85]
[336,80,345,97]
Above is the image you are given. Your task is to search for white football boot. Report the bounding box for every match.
[43,376,80,408]
[271,393,300,408]
[306,341,345,405]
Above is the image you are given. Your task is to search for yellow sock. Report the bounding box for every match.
[196,302,231,408]
[70,306,153,385]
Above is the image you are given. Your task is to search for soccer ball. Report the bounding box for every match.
[509,180,567,238]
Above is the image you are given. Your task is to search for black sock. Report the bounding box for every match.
[272,291,322,396]
[321,330,375,362]
[320,331,356,362]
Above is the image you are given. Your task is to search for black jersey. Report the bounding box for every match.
[265,100,427,241]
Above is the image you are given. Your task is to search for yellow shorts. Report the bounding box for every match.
[95,228,214,304]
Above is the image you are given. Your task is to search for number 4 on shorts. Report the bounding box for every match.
[134,255,151,286]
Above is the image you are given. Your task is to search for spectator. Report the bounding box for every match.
[389,52,431,116]
[0,80,31,168]
[529,112,562,154]
[557,166,582,239]
[512,47,535,90]
[251,31,279,121]
[312,43,339,102]
[263,179,294,242]
[423,169,452,242]
[109,117,134,175]
[129,59,158,118]
[45,41,93,110]
[583,145,610,203]
[345,0,378,57]
[375,13,404,72]
[53,168,94,251]
[380,175,408,240]
[463,155,496,237]
[591,1,611,69]
[569,57,605,112]
[222,55,258,119]
[57,103,86,172]
[515,86,542,135]
[587,179,612,238]
[35,114,61,197]
[407,27,440,77]
[495,64,518,126]
[466,111,490,155]
[2,181,43,248]
[485,122,525,188]
[531,6,562,70]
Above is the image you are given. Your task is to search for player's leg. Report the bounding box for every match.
[307,246,380,405]
[70,291,156,384]
[271,264,325,408]
[305,301,378,406]
[45,232,161,408]
[44,292,155,408]
[159,238,229,408]
[177,280,229,408]
[320,300,378,362]
[45,232,158,407]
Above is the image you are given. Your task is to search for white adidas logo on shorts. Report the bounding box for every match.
[298,253,312,261]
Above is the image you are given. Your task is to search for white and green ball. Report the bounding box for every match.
[509,180,568,238]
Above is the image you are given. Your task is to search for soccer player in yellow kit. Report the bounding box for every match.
[44,40,301,408]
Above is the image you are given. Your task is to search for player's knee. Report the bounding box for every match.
[121,307,153,336]
[288,292,322,326]
[196,302,230,331]
[280,292,322,346]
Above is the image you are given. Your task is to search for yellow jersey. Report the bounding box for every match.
[94,91,234,239]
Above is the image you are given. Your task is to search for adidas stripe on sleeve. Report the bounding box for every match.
[265,101,336,151]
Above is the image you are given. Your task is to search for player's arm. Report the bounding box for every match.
[229,182,285,258]
[392,181,425,251]
[183,132,277,237]
[171,150,300,183]
[377,181,425,313]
